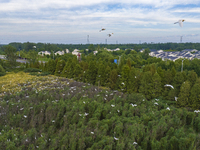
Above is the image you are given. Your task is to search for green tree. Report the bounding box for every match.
[27,50,38,64]
[173,72,185,96]
[177,81,191,107]
[54,59,66,76]
[4,45,17,68]
[73,64,82,80]
[152,72,162,98]
[96,61,106,86]
[139,71,153,100]
[141,48,150,60]
[189,78,200,109]
[187,70,197,87]
[127,67,137,93]
[47,59,56,74]
[0,64,6,76]
[109,69,118,90]
[120,64,130,92]
[86,61,97,84]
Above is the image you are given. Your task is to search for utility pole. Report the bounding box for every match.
[105,39,107,44]
[181,59,185,72]
[87,35,90,44]
[180,36,183,43]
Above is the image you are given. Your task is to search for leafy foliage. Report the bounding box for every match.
[0,73,200,149]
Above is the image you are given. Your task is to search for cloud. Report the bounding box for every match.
[0,0,200,44]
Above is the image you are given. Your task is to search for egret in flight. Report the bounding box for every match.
[164,84,174,89]
[174,20,185,27]
[108,33,114,37]
[99,27,106,32]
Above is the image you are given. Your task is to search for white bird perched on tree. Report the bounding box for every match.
[84,112,89,116]
[130,103,137,107]
[114,137,119,140]
[111,104,115,107]
[133,142,138,145]
[174,19,185,27]
[154,102,158,105]
[166,107,170,110]
[91,132,94,134]
[175,97,178,101]
[194,110,200,113]
[164,84,174,89]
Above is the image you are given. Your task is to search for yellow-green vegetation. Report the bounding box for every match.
[0,72,72,98]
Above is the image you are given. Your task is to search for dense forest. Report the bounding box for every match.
[1,43,200,149]
[0,72,199,149]
[1,42,200,54]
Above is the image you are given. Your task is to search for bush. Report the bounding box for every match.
[29,71,50,76]
[24,68,42,73]
[0,64,6,76]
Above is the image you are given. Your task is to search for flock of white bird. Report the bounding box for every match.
[99,27,114,37]
[99,19,185,38]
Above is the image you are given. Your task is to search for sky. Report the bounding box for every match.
[0,0,200,44]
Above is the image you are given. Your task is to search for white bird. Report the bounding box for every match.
[164,84,174,89]
[24,115,27,118]
[175,97,178,101]
[133,142,138,145]
[99,27,106,32]
[114,137,119,140]
[174,19,185,27]
[166,107,170,110]
[194,110,200,113]
[130,103,137,107]
[108,33,114,37]
[84,112,89,116]
[121,82,125,85]
[91,132,94,134]
[154,102,158,105]
[111,104,115,107]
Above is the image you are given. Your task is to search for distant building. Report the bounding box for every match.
[66,49,70,53]
[38,51,51,56]
[113,48,120,51]
[72,49,80,56]
[149,49,199,61]
[55,50,65,55]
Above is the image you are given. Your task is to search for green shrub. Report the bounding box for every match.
[24,68,42,73]
[0,64,6,76]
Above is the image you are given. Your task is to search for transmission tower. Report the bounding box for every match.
[180,36,183,43]
[87,35,90,44]
[105,39,107,44]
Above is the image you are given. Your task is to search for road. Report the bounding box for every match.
[0,55,46,63]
